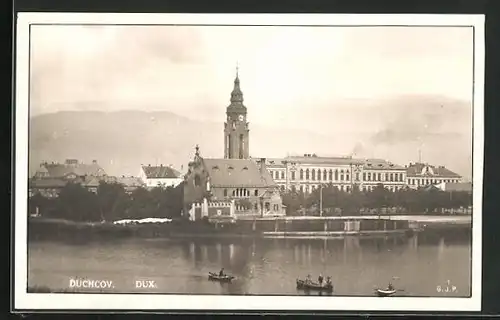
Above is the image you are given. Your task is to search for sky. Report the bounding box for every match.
[30,25,474,127]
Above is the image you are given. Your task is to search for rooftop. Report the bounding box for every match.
[203,158,276,188]
[407,162,461,178]
[141,165,181,179]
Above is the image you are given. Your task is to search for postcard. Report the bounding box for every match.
[13,13,484,312]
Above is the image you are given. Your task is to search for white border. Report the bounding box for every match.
[14,13,484,312]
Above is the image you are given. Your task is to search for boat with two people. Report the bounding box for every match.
[208,268,235,283]
[296,274,334,293]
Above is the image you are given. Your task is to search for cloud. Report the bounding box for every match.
[29,25,205,115]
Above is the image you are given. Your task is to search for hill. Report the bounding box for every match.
[28,95,473,180]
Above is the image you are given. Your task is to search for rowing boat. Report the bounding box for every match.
[208,272,235,282]
[375,288,397,297]
[296,279,334,293]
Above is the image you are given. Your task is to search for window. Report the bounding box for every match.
[254,189,258,196]
[281,171,285,179]
[274,204,279,211]
[194,175,201,187]
[355,173,360,181]
[329,170,333,181]
[300,185,304,193]
[390,173,394,182]
[275,171,279,180]
[378,173,381,181]
[317,170,321,180]
[363,173,366,181]
[269,170,273,178]
[385,173,389,181]
[311,169,316,180]
[323,170,327,180]
[367,173,371,181]
[306,169,310,180]
[223,189,228,197]
[346,173,350,181]
[291,171,296,180]
[265,202,270,211]
[254,203,258,210]
[232,190,236,196]
[300,169,304,180]
[335,169,339,181]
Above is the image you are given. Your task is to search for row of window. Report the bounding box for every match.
[408,178,460,185]
[224,188,259,197]
[269,168,352,182]
[363,172,405,183]
[269,168,406,183]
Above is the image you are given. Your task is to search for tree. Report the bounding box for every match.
[53,183,100,221]
[96,181,129,222]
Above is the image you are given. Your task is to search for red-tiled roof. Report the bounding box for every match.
[141,166,181,179]
[203,158,276,188]
[406,163,461,178]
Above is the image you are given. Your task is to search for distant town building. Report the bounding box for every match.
[183,71,285,219]
[30,159,107,197]
[262,154,406,193]
[104,176,146,193]
[406,163,462,189]
[138,164,183,189]
[33,159,106,179]
[29,159,145,197]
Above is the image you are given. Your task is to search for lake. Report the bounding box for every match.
[27,229,471,297]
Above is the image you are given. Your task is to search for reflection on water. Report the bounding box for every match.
[28,229,471,297]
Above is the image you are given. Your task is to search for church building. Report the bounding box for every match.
[183,70,285,219]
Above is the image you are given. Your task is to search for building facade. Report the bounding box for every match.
[263,154,407,193]
[139,164,183,188]
[406,163,462,189]
[29,159,108,197]
[183,71,284,218]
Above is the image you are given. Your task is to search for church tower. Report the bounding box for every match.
[224,66,250,159]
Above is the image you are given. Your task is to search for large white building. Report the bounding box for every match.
[261,154,407,193]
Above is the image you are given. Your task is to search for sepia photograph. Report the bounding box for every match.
[14,13,484,312]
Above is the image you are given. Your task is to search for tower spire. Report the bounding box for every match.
[229,64,244,105]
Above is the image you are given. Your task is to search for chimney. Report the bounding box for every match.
[259,158,267,174]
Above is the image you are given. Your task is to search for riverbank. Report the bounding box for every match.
[27,214,471,242]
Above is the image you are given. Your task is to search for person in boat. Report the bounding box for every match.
[326,276,332,286]
[318,274,324,286]
[219,268,225,277]
[387,282,394,290]
[306,274,312,284]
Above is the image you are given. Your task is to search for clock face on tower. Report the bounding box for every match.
[238,115,244,121]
